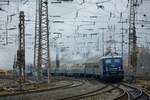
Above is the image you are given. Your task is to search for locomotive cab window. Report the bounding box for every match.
[114,59,121,63]
[105,59,111,64]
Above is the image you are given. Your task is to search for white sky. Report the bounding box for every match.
[0,0,149,70]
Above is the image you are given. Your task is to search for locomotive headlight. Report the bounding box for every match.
[118,66,121,70]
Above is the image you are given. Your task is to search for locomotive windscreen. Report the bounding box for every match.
[104,58,122,72]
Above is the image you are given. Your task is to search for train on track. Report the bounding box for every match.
[99,55,124,81]
[50,55,124,81]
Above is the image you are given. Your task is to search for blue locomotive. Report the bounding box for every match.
[100,56,124,81]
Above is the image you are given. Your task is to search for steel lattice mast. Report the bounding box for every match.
[34,0,51,83]
[128,0,137,82]
[34,0,40,81]
[17,11,26,90]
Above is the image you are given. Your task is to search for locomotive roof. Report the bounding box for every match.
[100,55,122,59]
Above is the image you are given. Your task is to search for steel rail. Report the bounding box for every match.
[113,85,130,100]
[57,84,112,100]
[121,83,149,100]
[0,79,84,97]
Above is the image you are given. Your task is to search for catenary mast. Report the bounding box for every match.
[34,0,51,83]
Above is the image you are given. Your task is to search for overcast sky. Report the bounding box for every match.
[0,0,149,70]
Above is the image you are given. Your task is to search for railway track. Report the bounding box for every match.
[58,82,149,100]
[113,90,129,100]
[0,79,18,91]
[57,83,124,100]
[0,78,84,97]
[0,78,149,100]
[121,83,149,100]
[114,83,149,100]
